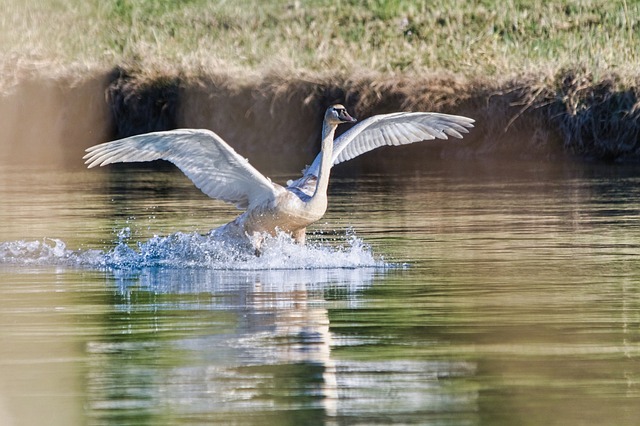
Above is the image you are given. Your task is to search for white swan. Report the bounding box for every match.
[84,105,474,250]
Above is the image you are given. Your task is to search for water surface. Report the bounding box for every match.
[1,160,639,425]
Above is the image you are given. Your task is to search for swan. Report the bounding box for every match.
[84,104,474,251]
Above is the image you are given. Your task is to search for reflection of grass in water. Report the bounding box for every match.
[2,0,639,79]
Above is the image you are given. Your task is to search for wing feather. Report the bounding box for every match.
[84,129,277,209]
[333,112,474,166]
[302,111,474,178]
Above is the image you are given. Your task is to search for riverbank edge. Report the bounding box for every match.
[108,67,640,163]
[2,66,639,168]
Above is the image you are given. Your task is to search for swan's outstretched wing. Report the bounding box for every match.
[333,112,475,165]
[304,112,475,177]
[84,129,278,209]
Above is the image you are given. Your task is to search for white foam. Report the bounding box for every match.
[0,228,388,271]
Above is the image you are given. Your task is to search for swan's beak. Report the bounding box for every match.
[340,111,357,123]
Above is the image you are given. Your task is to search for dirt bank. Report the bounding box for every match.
[0,70,114,167]
[106,69,564,173]
[1,68,639,169]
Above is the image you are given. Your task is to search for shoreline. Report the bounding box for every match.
[3,1,639,166]
[1,65,639,168]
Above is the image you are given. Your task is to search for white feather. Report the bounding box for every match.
[304,111,474,177]
[83,129,277,209]
[84,107,475,250]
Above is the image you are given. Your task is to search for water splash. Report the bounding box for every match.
[0,228,387,271]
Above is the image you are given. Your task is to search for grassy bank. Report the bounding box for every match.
[2,1,640,162]
[2,0,639,80]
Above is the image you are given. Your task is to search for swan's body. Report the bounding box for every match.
[84,105,474,251]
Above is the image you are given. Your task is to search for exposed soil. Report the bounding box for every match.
[2,67,639,169]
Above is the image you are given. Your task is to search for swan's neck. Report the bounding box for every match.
[311,120,337,200]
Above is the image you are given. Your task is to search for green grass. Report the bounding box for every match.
[2,0,639,81]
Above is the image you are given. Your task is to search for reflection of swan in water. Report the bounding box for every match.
[98,268,477,420]
[84,105,474,250]
[103,267,378,418]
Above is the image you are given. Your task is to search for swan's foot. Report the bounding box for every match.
[249,232,265,257]
[249,229,305,256]
[292,228,306,245]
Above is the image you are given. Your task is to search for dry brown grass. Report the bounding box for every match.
[549,71,640,160]
[103,66,640,163]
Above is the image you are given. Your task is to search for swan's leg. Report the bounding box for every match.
[292,228,306,245]
[248,232,265,256]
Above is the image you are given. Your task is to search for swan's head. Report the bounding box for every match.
[325,104,357,125]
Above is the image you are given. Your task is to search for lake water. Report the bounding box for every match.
[1,160,639,425]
